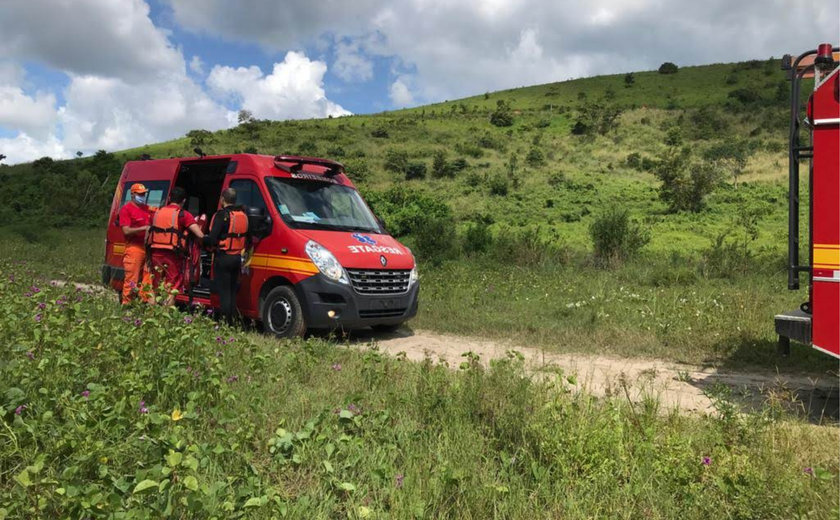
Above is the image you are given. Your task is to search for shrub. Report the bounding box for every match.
[371,128,390,138]
[297,140,319,155]
[413,215,458,263]
[573,102,624,136]
[547,171,566,188]
[525,147,546,167]
[664,126,684,148]
[589,208,650,264]
[362,185,451,237]
[658,62,679,74]
[186,129,213,146]
[343,158,370,183]
[456,142,484,158]
[535,118,551,128]
[383,148,409,174]
[488,172,509,196]
[653,149,724,212]
[326,145,346,157]
[431,150,453,179]
[728,88,762,105]
[405,162,427,180]
[492,227,569,267]
[451,157,469,172]
[624,72,635,87]
[490,100,514,127]
[462,221,493,255]
[625,153,642,170]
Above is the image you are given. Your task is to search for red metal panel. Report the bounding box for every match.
[810,70,840,358]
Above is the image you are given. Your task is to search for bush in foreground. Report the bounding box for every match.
[589,208,650,264]
[0,266,837,518]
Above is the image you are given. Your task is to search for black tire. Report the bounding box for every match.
[261,286,306,339]
[372,323,402,334]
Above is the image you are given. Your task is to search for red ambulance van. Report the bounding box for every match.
[102,154,419,337]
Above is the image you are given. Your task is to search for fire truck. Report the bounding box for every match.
[775,43,839,359]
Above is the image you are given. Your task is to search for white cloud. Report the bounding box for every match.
[389,76,415,108]
[333,42,374,83]
[59,74,233,152]
[208,51,351,120]
[0,87,58,140]
[189,55,205,76]
[0,61,25,87]
[0,133,68,164]
[0,0,184,80]
[165,0,839,104]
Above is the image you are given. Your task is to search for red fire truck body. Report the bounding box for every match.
[776,44,840,359]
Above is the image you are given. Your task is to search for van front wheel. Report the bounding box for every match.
[262,286,306,339]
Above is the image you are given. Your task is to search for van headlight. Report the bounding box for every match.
[409,266,419,286]
[305,240,349,284]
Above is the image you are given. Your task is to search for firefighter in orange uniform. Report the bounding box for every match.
[204,188,249,324]
[146,187,204,306]
[118,183,153,304]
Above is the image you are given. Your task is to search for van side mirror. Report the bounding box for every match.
[376,216,388,234]
[244,206,271,238]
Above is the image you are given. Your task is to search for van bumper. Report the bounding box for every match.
[296,274,419,329]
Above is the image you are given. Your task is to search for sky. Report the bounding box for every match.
[0,0,837,164]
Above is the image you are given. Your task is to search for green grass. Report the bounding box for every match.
[1,263,837,519]
[0,226,832,374]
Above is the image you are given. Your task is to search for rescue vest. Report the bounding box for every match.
[148,206,185,250]
[212,209,249,254]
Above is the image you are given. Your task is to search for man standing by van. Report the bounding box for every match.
[205,188,249,325]
[119,183,153,304]
[147,187,204,306]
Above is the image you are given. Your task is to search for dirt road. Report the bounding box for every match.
[350,329,839,420]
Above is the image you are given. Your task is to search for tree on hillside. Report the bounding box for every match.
[572,102,624,136]
[658,62,679,74]
[238,109,255,125]
[624,72,635,87]
[490,100,514,127]
[653,147,723,212]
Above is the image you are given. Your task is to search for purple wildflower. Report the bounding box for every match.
[34,314,42,322]
[228,337,236,343]
[24,292,32,297]
[31,286,40,294]
[348,403,361,415]
[50,281,58,287]
[37,302,46,310]
[804,467,814,476]
[8,274,14,283]
[331,363,342,372]
[206,308,214,316]
[15,404,27,415]
[76,295,83,302]
[139,400,149,414]
[26,351,34,361]
[395,474,404,489]
[226,375,239,384]
[56,298,66,307]
[134,318,142,327]
[81,390,90,399]
[702,456,711,466]
[215,336,223,343]
[184,316,193,324]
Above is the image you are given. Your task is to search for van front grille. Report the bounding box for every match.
[359,308,408,319]
[347,269,411,294]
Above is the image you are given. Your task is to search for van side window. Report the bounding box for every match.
[120,180,170,209]
[229,180,267,212]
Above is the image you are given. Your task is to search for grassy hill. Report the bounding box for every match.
[2,56,829,370]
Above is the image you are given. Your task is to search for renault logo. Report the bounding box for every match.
[380,255,387,267]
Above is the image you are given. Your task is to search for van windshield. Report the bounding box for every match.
[265,177,383,233]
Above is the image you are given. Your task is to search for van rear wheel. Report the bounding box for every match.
[262,286,306,339]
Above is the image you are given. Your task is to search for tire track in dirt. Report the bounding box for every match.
[349,329,840,420]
